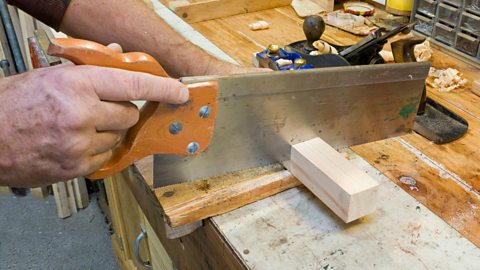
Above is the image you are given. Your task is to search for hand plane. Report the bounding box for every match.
[47,38,430,185]
[284,15,416,67]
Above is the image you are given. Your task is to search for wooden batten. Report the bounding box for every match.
[290,137,379,222]
[73,177,90,209]
[52,182,71,218]
[161,0,292,23]
[155,165,301,227]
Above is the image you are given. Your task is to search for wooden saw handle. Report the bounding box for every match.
[47,38,218,179]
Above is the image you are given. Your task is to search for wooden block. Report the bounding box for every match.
[291,0,334,17]
[30,186,49,199]
[52,182,71,218]
[66,180,78,214]
[472,80,480,97]
[156,164,301,227]
[164,221,202,239]
[73,177,89,209]
[290,137,379,223]
[166,0,292,23]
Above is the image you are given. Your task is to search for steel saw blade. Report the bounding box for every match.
[154,62,430,187]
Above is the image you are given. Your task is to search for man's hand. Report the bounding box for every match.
[0,65,188,187]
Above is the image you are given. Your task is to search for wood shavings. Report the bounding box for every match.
[249,21,270,31]
[379,50,394,62]
[311,40,338,55]
[414,40,432,62]
[323,10,377,35]
[379,38,432,62]
[427,67,468,92]
[275,59,293,67]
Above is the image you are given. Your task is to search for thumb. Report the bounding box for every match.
[77,65,189,104]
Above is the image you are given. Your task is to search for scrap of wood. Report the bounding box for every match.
[155,164,301,227]
[0,186,11,195]
[30,186,49,199]
[66,180,78,214]
[290,137,379,222]
[323,10,377,36]
[291,0,333,17]
[52,182,71,218]
[73,177,89,209]
[164,0,291,23]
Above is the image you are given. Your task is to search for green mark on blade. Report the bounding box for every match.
[399,102,418,119]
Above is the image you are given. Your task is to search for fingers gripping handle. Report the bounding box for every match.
[48,38,218,179]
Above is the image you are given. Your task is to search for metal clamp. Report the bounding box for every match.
[134,225,152,269]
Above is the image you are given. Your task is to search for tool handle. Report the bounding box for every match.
[48,38,218,179]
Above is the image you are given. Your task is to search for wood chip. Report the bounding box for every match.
[249,21,270,31]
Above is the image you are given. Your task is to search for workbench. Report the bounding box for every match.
[106,2,480,269]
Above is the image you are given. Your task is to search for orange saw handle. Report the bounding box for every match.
[47,38,218,179]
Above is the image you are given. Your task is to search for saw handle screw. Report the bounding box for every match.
[169,122,183,134]
[199,105,211,118]
[187,142,200,154]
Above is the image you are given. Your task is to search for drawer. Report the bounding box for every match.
[417,0,438,17]
[434,22,457,45]
[437,3,461,26]
[442,0,464,7]
[465,0,480,14]
[456,32,480,56]
[415,13,435,35]
[460,12,480,35]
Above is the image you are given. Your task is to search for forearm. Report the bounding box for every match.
[60,0,235,77]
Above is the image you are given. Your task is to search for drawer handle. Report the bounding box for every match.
[134,225,152,270]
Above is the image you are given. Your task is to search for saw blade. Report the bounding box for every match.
[154,62,430,187]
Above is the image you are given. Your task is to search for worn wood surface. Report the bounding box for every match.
[212,153,480,269]
[160,0,291,23]
[156,165,300,227]
[190,5,480,248]
[114,3,480,269]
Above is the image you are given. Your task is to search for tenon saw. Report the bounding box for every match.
[47,38,430,185]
